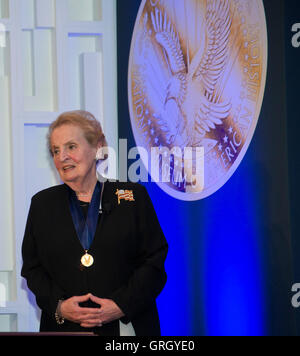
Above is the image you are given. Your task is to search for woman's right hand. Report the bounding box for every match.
[60,294,103,328]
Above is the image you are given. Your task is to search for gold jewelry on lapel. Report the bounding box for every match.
[116,189,135,205]
[81,251,94,267]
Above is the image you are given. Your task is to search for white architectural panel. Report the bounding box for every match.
[23,28,57,111]
[0,0,118,332]
[24,125,61,208]
[20,0,35,29]
[0,0,9,19]
[83,52,104,126]
[0,32,13,272]
[35,0,55,28]
[0,76,14,271]
[68,0,102,21]
[67,33,102,110]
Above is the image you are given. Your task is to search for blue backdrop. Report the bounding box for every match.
[117,0,299,336]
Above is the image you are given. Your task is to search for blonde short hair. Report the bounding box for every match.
[48,110,107,156]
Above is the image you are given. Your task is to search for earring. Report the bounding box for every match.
[95,148,102,161]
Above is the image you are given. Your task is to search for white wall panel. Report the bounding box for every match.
[67,33,102,110]
[0,76,14,271]
[24,125,61,208]
[0,33,13,272]
[30,29,56,111]
[0,31,8,74]
[0,0,9,19]
[0,272,14,305]
[20,0,35,29]
[68,0,102,21]
[0,0,118,331]
[0,23,5,48]
[35,0,55,28]
[21,30,34,96]
[22,29,57,111]
[20,0,57,112]
[83,52,104,126]
[0,314,17,331]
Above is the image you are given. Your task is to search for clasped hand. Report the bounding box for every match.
[60,293,125,328]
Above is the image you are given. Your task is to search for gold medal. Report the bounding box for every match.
[81,251,94,267]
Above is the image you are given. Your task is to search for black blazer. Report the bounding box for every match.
[21,182,168,336]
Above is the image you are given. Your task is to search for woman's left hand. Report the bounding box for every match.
[80,294,125,328]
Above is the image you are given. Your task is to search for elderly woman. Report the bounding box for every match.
[21,110,168,336]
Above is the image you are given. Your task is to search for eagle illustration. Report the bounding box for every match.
[150,0,232,151]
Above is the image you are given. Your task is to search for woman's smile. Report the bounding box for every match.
[62,164,76,172]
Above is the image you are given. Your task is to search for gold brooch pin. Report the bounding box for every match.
[116,189,135,205]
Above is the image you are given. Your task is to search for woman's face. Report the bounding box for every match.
[51,124,98,186]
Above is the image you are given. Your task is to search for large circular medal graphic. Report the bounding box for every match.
[128,0,267,200]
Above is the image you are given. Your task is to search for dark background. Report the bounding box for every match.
[116,0,300,335]
[284,0,300,337]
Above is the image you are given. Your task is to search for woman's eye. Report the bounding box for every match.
[53,149,59,156]
[69,144,76,150]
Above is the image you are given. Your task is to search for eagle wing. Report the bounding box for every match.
[191,0,232,142]
[151,8,186,75]
[149,9,188,146]
[195,0,232,97]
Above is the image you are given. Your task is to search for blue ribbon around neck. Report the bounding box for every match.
[68,181,101,251]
